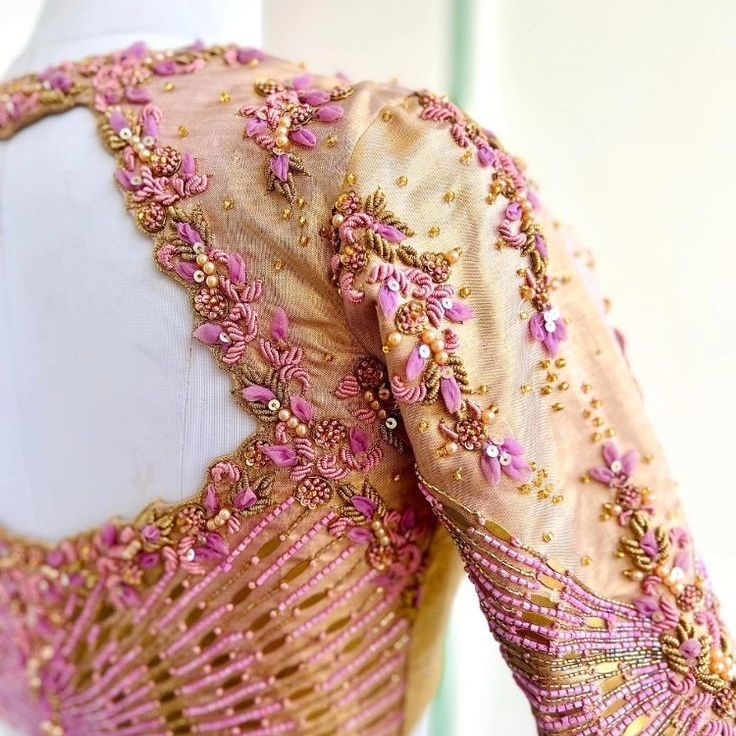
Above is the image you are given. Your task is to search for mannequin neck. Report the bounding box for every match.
[16,0,261,71]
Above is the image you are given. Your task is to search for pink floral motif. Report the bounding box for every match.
[239,74,352,200]
[438,402,531,487]
[529,307,568,356]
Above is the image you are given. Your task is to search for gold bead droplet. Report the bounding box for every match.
[326,135,338,148]
[178,125,189,138]
[397,175,408,187]
[223,199,234,211]
[381,108,394,122]
[322,352,334,363]
[443,191,456,203]
[581,555,593,566]
[458,286,471,298]
[282,207,292,220]
[299,234,310,247]
[163,82,175,92]
[273,259,284,272]
[220,92,231,103]
[428,226,440,238]
[542,532,554,543]
[345,173,357,186]
[298,215,307,227]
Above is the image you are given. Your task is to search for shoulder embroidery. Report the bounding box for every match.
[327,186,532,488]
[416,90,568,356]
[239,74,352,201]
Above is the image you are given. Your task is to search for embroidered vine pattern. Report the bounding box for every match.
[0,41,264,135]
[239,74,353,200]
[416,90,568,357]
[327,188,532,487]
[587,441,736,718]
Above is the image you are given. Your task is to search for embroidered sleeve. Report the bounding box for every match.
[329,93,736,732]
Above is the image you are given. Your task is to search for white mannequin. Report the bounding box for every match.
[0,0,261,542]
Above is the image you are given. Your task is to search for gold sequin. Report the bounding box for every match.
[581,556,593,566]
[299,235,310,247]
[345,173,357,186]
[273,259,284,272]
[458,286,471,298]
[282,208,292,221]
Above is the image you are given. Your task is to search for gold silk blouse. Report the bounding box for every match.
[0,42,733,736]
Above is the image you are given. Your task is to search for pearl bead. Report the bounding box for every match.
[287,416,299,429]
[446,249,460,264]
[332,213,345,227]
[203,261,216,275]
[281,114,292,128]
[276,134,289,148]
[205,275,219,288]
[421,330,437,344]
[481,408,497,424]
[295,423,309,438]
[431,340,445,353]
[445,442,459,455]
[434,351,449,365]
[278,409,291,422]
[387,332,402,347]
[196,253,209,267]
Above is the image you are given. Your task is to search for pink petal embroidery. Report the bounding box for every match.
[440,376,461,414]
[445,300,475,323]
[271,153,290,182]
[263,445,299,467]
[177,222,202,245]
[233,487,258,510]
[290,395,316,423]
[302,90,331,106]
[405,347,428,382]
[348,527,374,544]
[181,152,196,178]
[349,427,371,455]
[352,496,377,519]
[316,105,344,123]
[529,313,546,341]
[272,307,289,340]
[621,449,639,476]
[481,454,502,485]
[228,253,246,284]
[193,323,225,345]
[589,467,615,484]
[378,285,401,318]
[242,386,277,403]
[289,128,317,148]
[246,118,268,137]
[372,223,405,243]
[602,442,620,467]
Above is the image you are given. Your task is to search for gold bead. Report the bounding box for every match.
[434,351,449,365]
[443,191,456,203]
[428,226,440,238]
[542,532,554,543]
[223,199,234,211]
[178,125,189,138]
[430,339,445,353]
[453,469,464,481]
[299,234,310,247]
[322,352,334,363]
[219,92,231,103]
[326,135,338,147]
[387,332,403,348]
[298,215,307,227]
[295,423,309,438]
[278,409,291,422]
[202,261,216,275]
[273,259,284,271]
[458,286,471,298]
[163,82,175,92]
[381,109,394,122]
[345,173,357,186]
[196,253,209,267]
[481,407,498,424]
[296,197,306,208]
[581,555,593,566]
[445,442,459,455]
[205,275,219,288]
[397,175,408,187]
[421,330,437,344]
[287,416,299,429]
[418,421,429,434]
[282,207,292,220]
[331,213,344,228]
[446,249,461,265]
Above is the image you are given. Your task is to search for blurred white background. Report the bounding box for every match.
[1,1,734,734]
